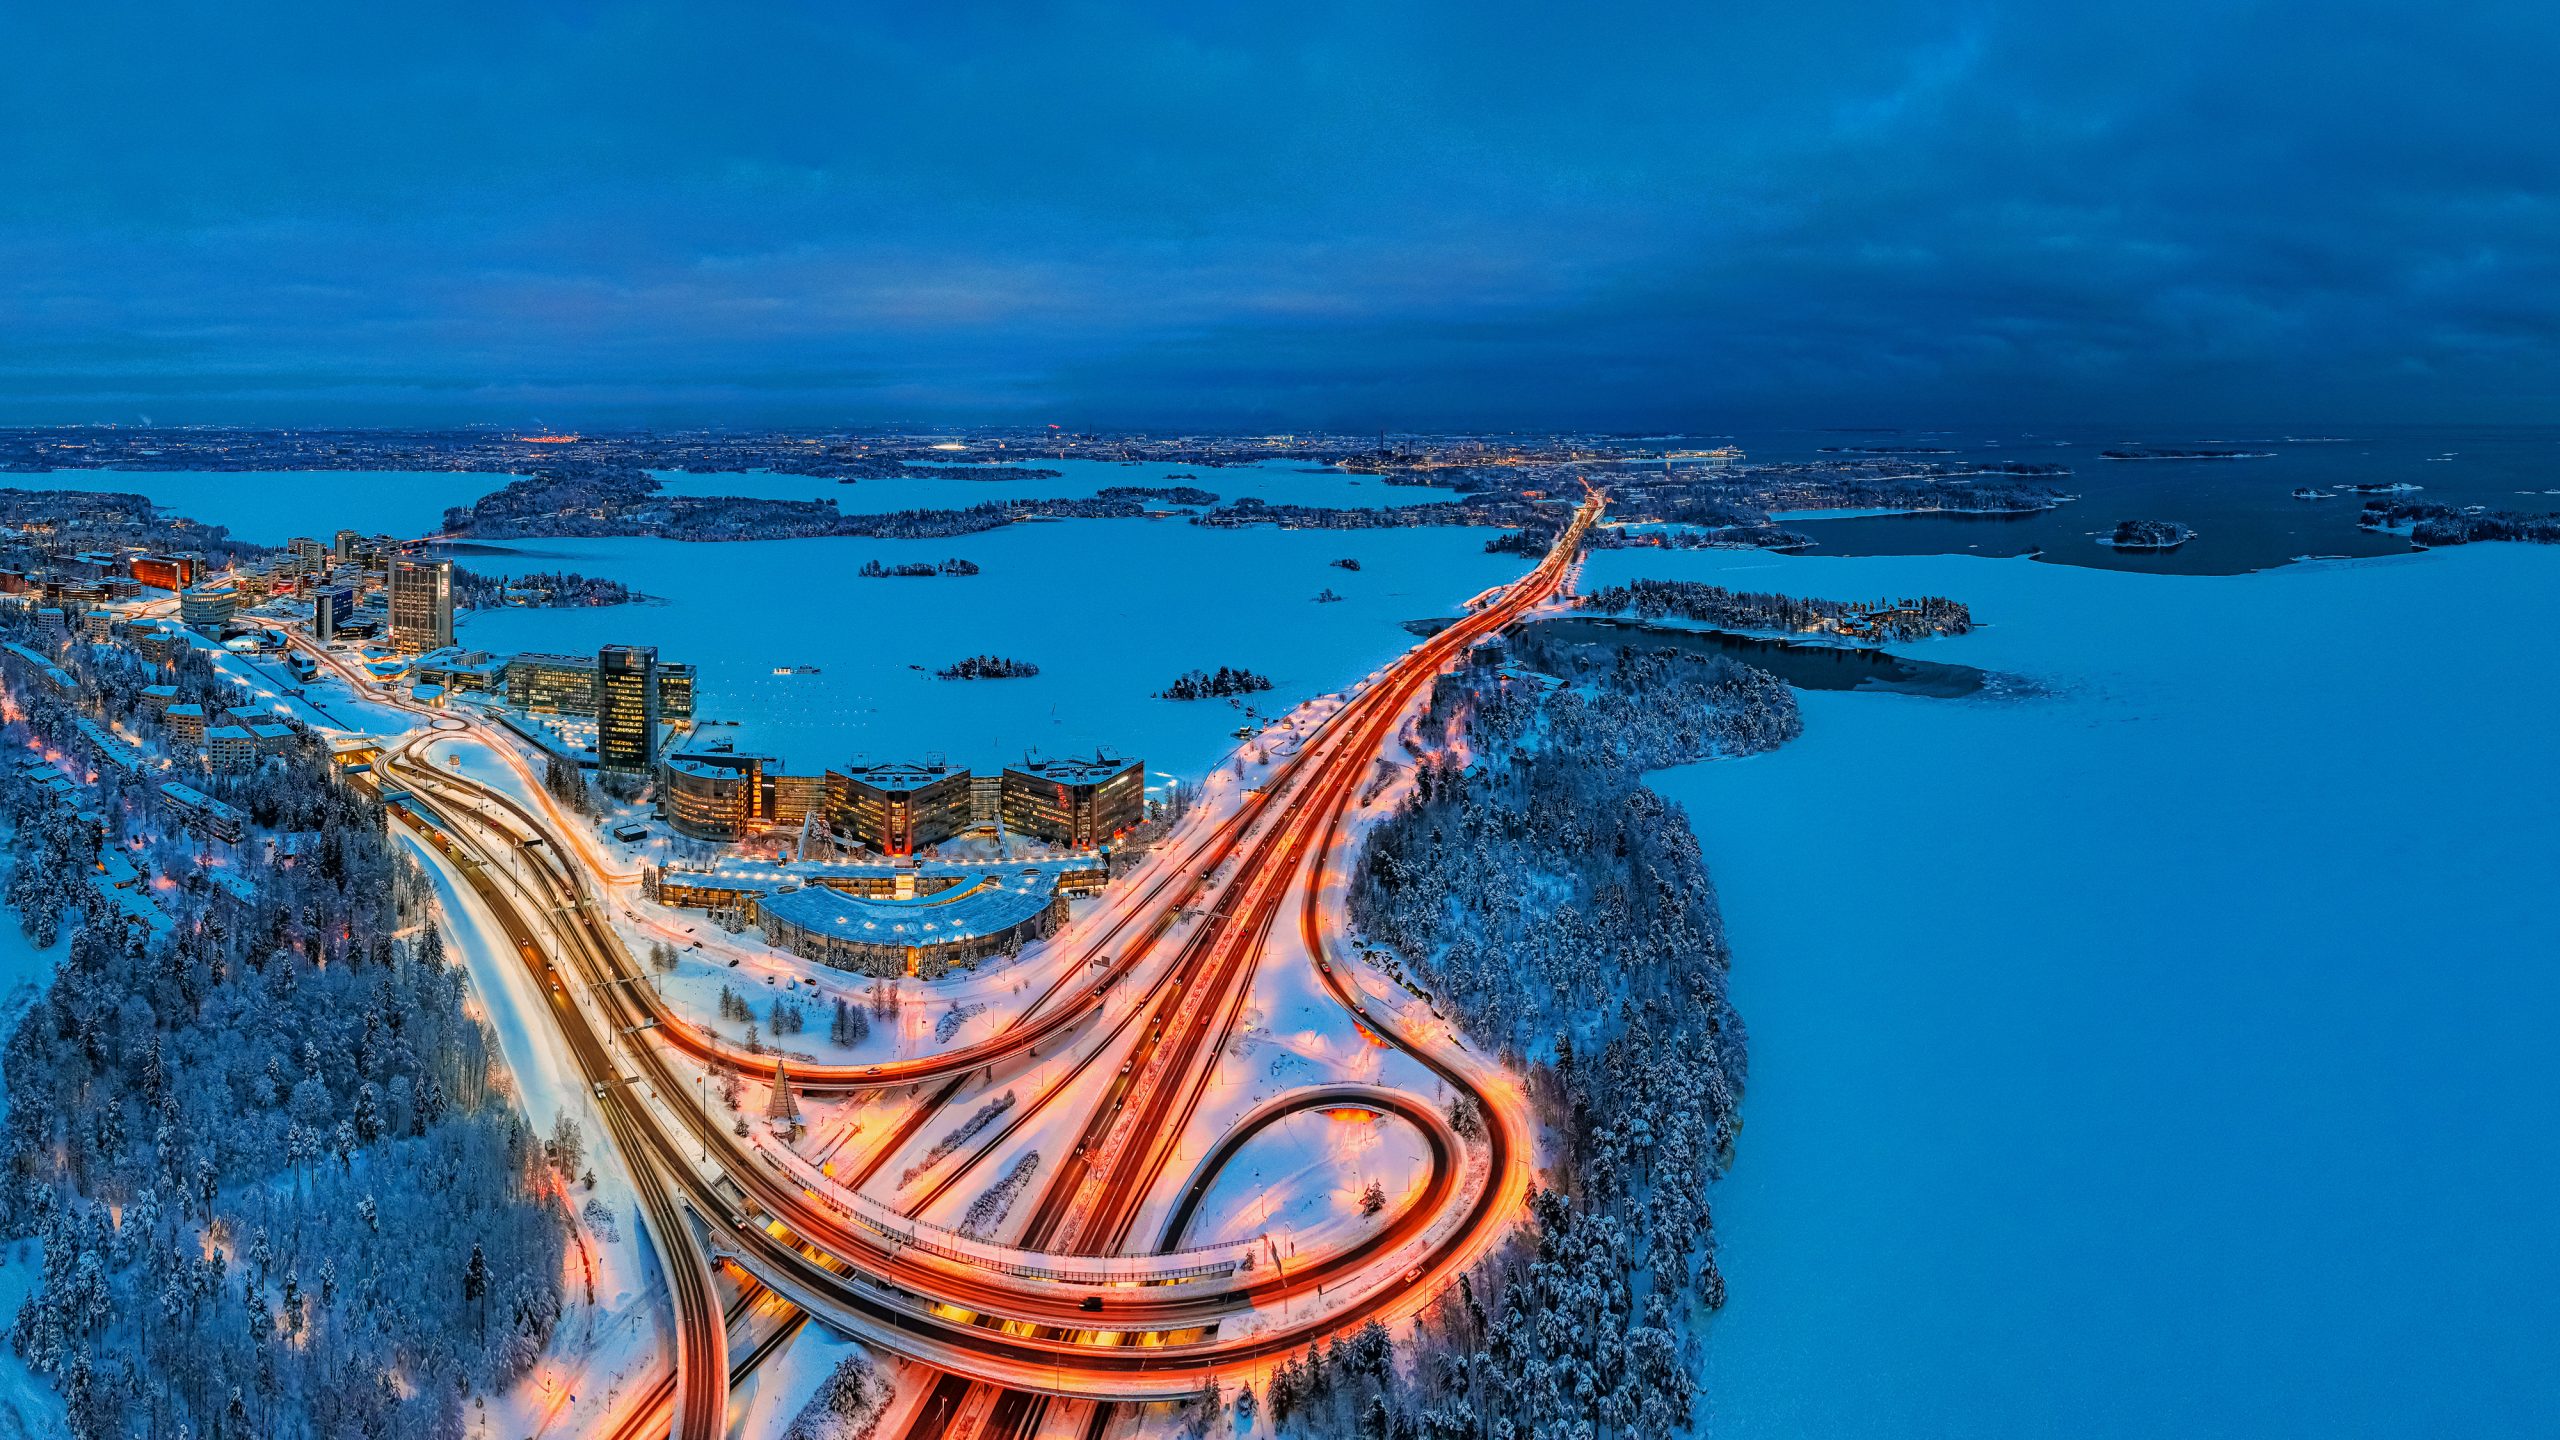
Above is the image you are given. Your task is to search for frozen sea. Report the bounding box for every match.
[1583,543,2560,1438]
[4,468,504,543]
[458,519,1523,784]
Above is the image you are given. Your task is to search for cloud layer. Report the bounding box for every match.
[4,2,2554,428]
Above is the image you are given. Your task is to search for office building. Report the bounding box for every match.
[506,651,599,713]
[596,644,659,775]
[657,662,695,723]
[1000,753,1146,849]
[312,587,353,643]
[504,648,693,722]
[386,558,454,653]
[287,536,327,575]
[129,554,196,591]
[824,761,972,856]
[178,585,237,635]
[333,529,363,563]
[664,751,766,840]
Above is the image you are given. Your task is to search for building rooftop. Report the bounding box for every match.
[1007,752,1140,786]
[158,782,244,818]
[758,873,1056,947]
[204,725,256,742]
[664,750,778,778]
[837,760,961,790]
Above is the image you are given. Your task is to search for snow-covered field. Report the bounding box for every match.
[457,519,1524,784]
[1589,542,2560,1439]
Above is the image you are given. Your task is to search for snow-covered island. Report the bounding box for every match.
[2104,518,2197,550]
[1155,665,1275,700]
[934,653,1039,679]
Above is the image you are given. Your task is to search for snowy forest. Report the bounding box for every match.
[2359,499,2560,546]
[1279,640,1799,1438]
[936,654,1040,680]
[1155,666,1274,701]
[0,615,569,1440]
[449,566,651,611]
[1581,578,1975,643]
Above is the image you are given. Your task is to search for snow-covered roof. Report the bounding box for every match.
[1005,752,1140,786]
[757,873,1055,946]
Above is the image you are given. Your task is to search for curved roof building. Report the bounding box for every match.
[755,872,1065,979]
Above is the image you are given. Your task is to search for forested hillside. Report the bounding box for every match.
[0,613,568,1440]
[1268,642,1798,1437]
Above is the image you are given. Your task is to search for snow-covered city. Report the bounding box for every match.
[7,8,2559,1438]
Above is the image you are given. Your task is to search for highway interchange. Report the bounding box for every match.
[301,493,1599,1438]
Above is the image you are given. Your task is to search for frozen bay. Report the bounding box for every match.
[1593,543,2560,1438]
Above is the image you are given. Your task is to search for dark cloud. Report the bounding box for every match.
[2,1,2554,426]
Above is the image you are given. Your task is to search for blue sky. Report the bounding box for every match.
[2,2,2553,429]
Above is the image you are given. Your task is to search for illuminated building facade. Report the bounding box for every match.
[312,587,352,643]
[129,554,196,591]
[178,585,237,635]
[386,557,454,652]
[657,662,695,723]
[824,762,972,856]
[506,651,599,713]
[1000,753,1146,849]
[596,643,659,775]
[664,751,766,840]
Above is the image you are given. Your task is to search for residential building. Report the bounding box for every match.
[824,761,972,856]
[1000,752,1146,849]
[163,703,207,746]
[0,642,76,696]
[595,643,658,775]
[158,782,244,843]
[386,557,454,653]
[204,725,261,772]
[131,626,179,663]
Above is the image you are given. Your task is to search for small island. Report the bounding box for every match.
[2292,487,2334,501]
[453,567,653,609]
[1331,557,1362,571]
[1580,579,1973,643]
[2104,519,2195,550]
[1157,665,1274,700]
[859,557,980,578]
[2100,448,2275,461]
[937,654,1039,680]
[1314,587,1344,603]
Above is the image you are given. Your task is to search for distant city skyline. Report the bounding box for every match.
[4,3,2554,429]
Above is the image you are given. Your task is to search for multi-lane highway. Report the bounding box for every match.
[322,492,1598,1434]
